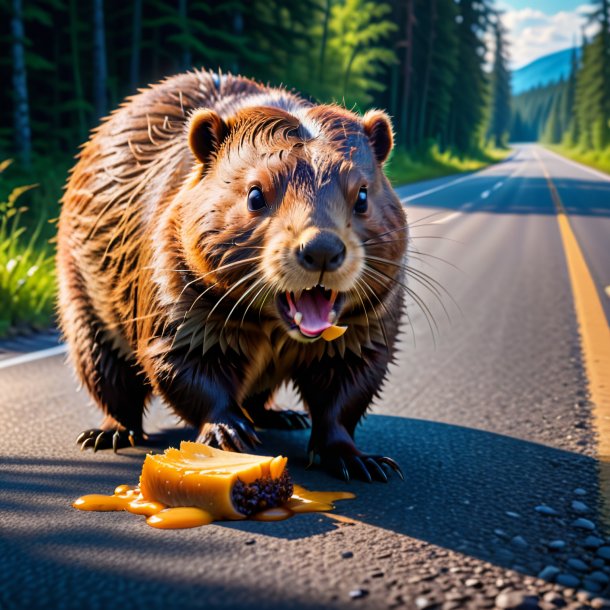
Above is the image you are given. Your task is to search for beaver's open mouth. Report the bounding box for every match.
[276,286,344,339]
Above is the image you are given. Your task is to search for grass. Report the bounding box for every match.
[546,144,610,176]
[0,160,57,338]
[385,144,510,186]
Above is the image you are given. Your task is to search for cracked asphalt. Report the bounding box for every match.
[1,144,609,610]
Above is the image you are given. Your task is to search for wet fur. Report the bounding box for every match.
[57,70,407,470]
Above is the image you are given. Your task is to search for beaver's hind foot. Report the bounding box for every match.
[76,428,148,453]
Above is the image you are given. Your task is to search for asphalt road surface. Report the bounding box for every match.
[1,144,609,610]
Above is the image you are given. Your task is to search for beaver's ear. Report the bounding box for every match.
[362,110,394,165]
[188,109,230,166]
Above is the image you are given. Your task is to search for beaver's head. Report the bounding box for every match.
[179,102,406,343]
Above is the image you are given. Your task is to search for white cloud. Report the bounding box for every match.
[500,4,599,69]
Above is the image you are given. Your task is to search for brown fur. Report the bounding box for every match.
[57,70,408,479]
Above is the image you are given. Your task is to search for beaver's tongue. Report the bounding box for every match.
[289,288,336,337]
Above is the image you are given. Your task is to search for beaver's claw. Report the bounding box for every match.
[251,408,310,431]
[199,419,261,453]
[310,451,404,483]
[76,428,145,453]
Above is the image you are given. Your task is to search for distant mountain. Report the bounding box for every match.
[512,47,581,95]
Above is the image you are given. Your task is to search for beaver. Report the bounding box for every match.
[57,70,408,482]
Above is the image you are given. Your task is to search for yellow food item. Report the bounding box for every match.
[321,325,348,341]
[139,441,292,520]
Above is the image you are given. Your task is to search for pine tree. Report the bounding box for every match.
[486,15,511,148]
[575,0,610,149]
[446,0,491,153]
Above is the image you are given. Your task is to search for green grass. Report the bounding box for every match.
[546,144,610,176]
[385,144,510,186]
[0,160,57,338]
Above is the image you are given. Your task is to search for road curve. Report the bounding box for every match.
[1,144,609,609]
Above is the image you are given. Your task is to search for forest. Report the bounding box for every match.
[1,0,509,335]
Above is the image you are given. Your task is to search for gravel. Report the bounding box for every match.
[573,518,597,531]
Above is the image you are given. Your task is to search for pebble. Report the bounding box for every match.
[591,558,605,568]
[536,505,559,516]
[415,596,435,609]
[571,500,589,513]
[349,589,369,600]
[495,529,509,538]
[538,566,560,581]
[512,535,529,548]
[495,590,541,609]
[597,546,610,560]
[583,579,603,593]
[567,558,589,571]
[588,570,610,584]
[574,488,587,496]
[591,598,610,609]
[548,540,567,550]
[245,539,256,545]
[542,591,566,606]
[506,511,521,518]
[556,573,581,587]
[573,518,596,530]
[342,551,354,559]
[584,536,605,549]
[465,578,482,588]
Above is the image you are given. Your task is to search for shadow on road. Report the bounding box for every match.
[0,414,607,605]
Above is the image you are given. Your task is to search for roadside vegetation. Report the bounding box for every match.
[1,0,513,337]
[0,161,56,337]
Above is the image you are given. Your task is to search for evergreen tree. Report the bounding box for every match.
[486,15,511,148]
[574,0,610,149]
[446,0,491,153]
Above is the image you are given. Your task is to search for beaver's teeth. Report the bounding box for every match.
[328,310,337,323]
[294,312,303,325]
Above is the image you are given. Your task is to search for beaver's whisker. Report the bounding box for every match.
[405,249,463,272]
[240,280,270,330]
[222,277,266,331]
[364,254,458,321]
[363,265,438,345]
[350,282,370,332]
[354,277,389,348]
[363,225,409,244]
[205,269,261,324]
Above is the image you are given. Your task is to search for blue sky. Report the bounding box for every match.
[497,2,597,69]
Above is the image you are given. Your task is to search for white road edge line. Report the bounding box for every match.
[401,172,475,203]
[541,146,610,183]
[0,344,67,370]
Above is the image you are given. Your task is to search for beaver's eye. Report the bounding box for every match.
[354,187,368,214]
[247,186,267,212]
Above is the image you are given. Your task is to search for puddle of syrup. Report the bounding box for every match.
[73,483,355,529]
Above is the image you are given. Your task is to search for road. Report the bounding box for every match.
[1,143,609,610]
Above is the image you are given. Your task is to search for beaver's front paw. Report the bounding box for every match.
[199,418,261,453]
[76,428,147,453]
[310,442,404,483]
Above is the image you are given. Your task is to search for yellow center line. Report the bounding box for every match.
[535,149,610,523]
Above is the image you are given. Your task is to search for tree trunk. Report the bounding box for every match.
[69,0,87,142]
[318,0,331,82]
[179,0,191,71]
[418,0,437,145]
[130,0,142,92]
[92,0,108,119]
[399,0,415,147]
[11,0,31,168]
[232,11,243,74]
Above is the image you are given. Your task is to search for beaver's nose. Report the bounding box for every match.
[297,231,346,272]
